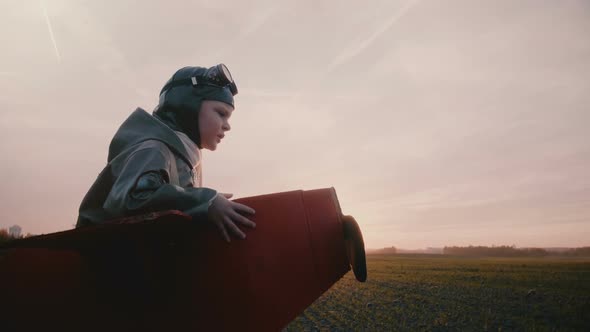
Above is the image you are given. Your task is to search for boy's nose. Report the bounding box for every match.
[222,121,231,131]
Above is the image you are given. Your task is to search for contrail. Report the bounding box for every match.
[289,0,421,104]
[211,5,279,59]
[327,0,421,71]
[40,0,61,63]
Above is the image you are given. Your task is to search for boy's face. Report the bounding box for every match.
[198,100,234,151]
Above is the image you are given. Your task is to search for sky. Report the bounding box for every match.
[0,0,589,249]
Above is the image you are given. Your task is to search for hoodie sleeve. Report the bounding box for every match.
[103,140,217,221]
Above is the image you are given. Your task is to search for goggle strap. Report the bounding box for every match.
[160,76,236,96]
[160,77,195,95]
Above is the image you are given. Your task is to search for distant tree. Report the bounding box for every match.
[565,247,590,256]
[520,247,549,257]
[374,246,397,254]
[0,228,9,244]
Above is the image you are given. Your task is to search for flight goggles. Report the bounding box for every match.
[161,63,238,96]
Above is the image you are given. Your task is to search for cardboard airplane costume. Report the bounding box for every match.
[0,187,366,331]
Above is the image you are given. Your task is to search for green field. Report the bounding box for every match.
[284,255,590,331]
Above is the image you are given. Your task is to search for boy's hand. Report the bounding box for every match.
[208,193,256,242]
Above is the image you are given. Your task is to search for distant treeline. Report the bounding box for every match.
[0,229,13,244]
[0,228,33,244]
[370,246,397,254]
[443,245,590,257]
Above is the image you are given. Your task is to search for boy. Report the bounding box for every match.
[77,64,255,242]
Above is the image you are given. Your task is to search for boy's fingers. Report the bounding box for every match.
[224,216,246,240]
[231,201,255,215]
[221,193,233,199]
[231,212,256,228]
[215,220,230,243]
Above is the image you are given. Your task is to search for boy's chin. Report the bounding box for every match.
[203,142,218,151]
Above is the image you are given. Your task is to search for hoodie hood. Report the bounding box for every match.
[108,108,191,166]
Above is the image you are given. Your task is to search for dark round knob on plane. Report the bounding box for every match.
[341,215,367,282]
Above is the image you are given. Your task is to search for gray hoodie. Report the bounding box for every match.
[76,108,217,227]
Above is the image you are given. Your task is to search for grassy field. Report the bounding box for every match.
[284,255,590,331]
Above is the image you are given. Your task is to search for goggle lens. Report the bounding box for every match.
[219,64,233,84]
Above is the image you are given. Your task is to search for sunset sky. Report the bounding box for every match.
[1,0,588,249]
